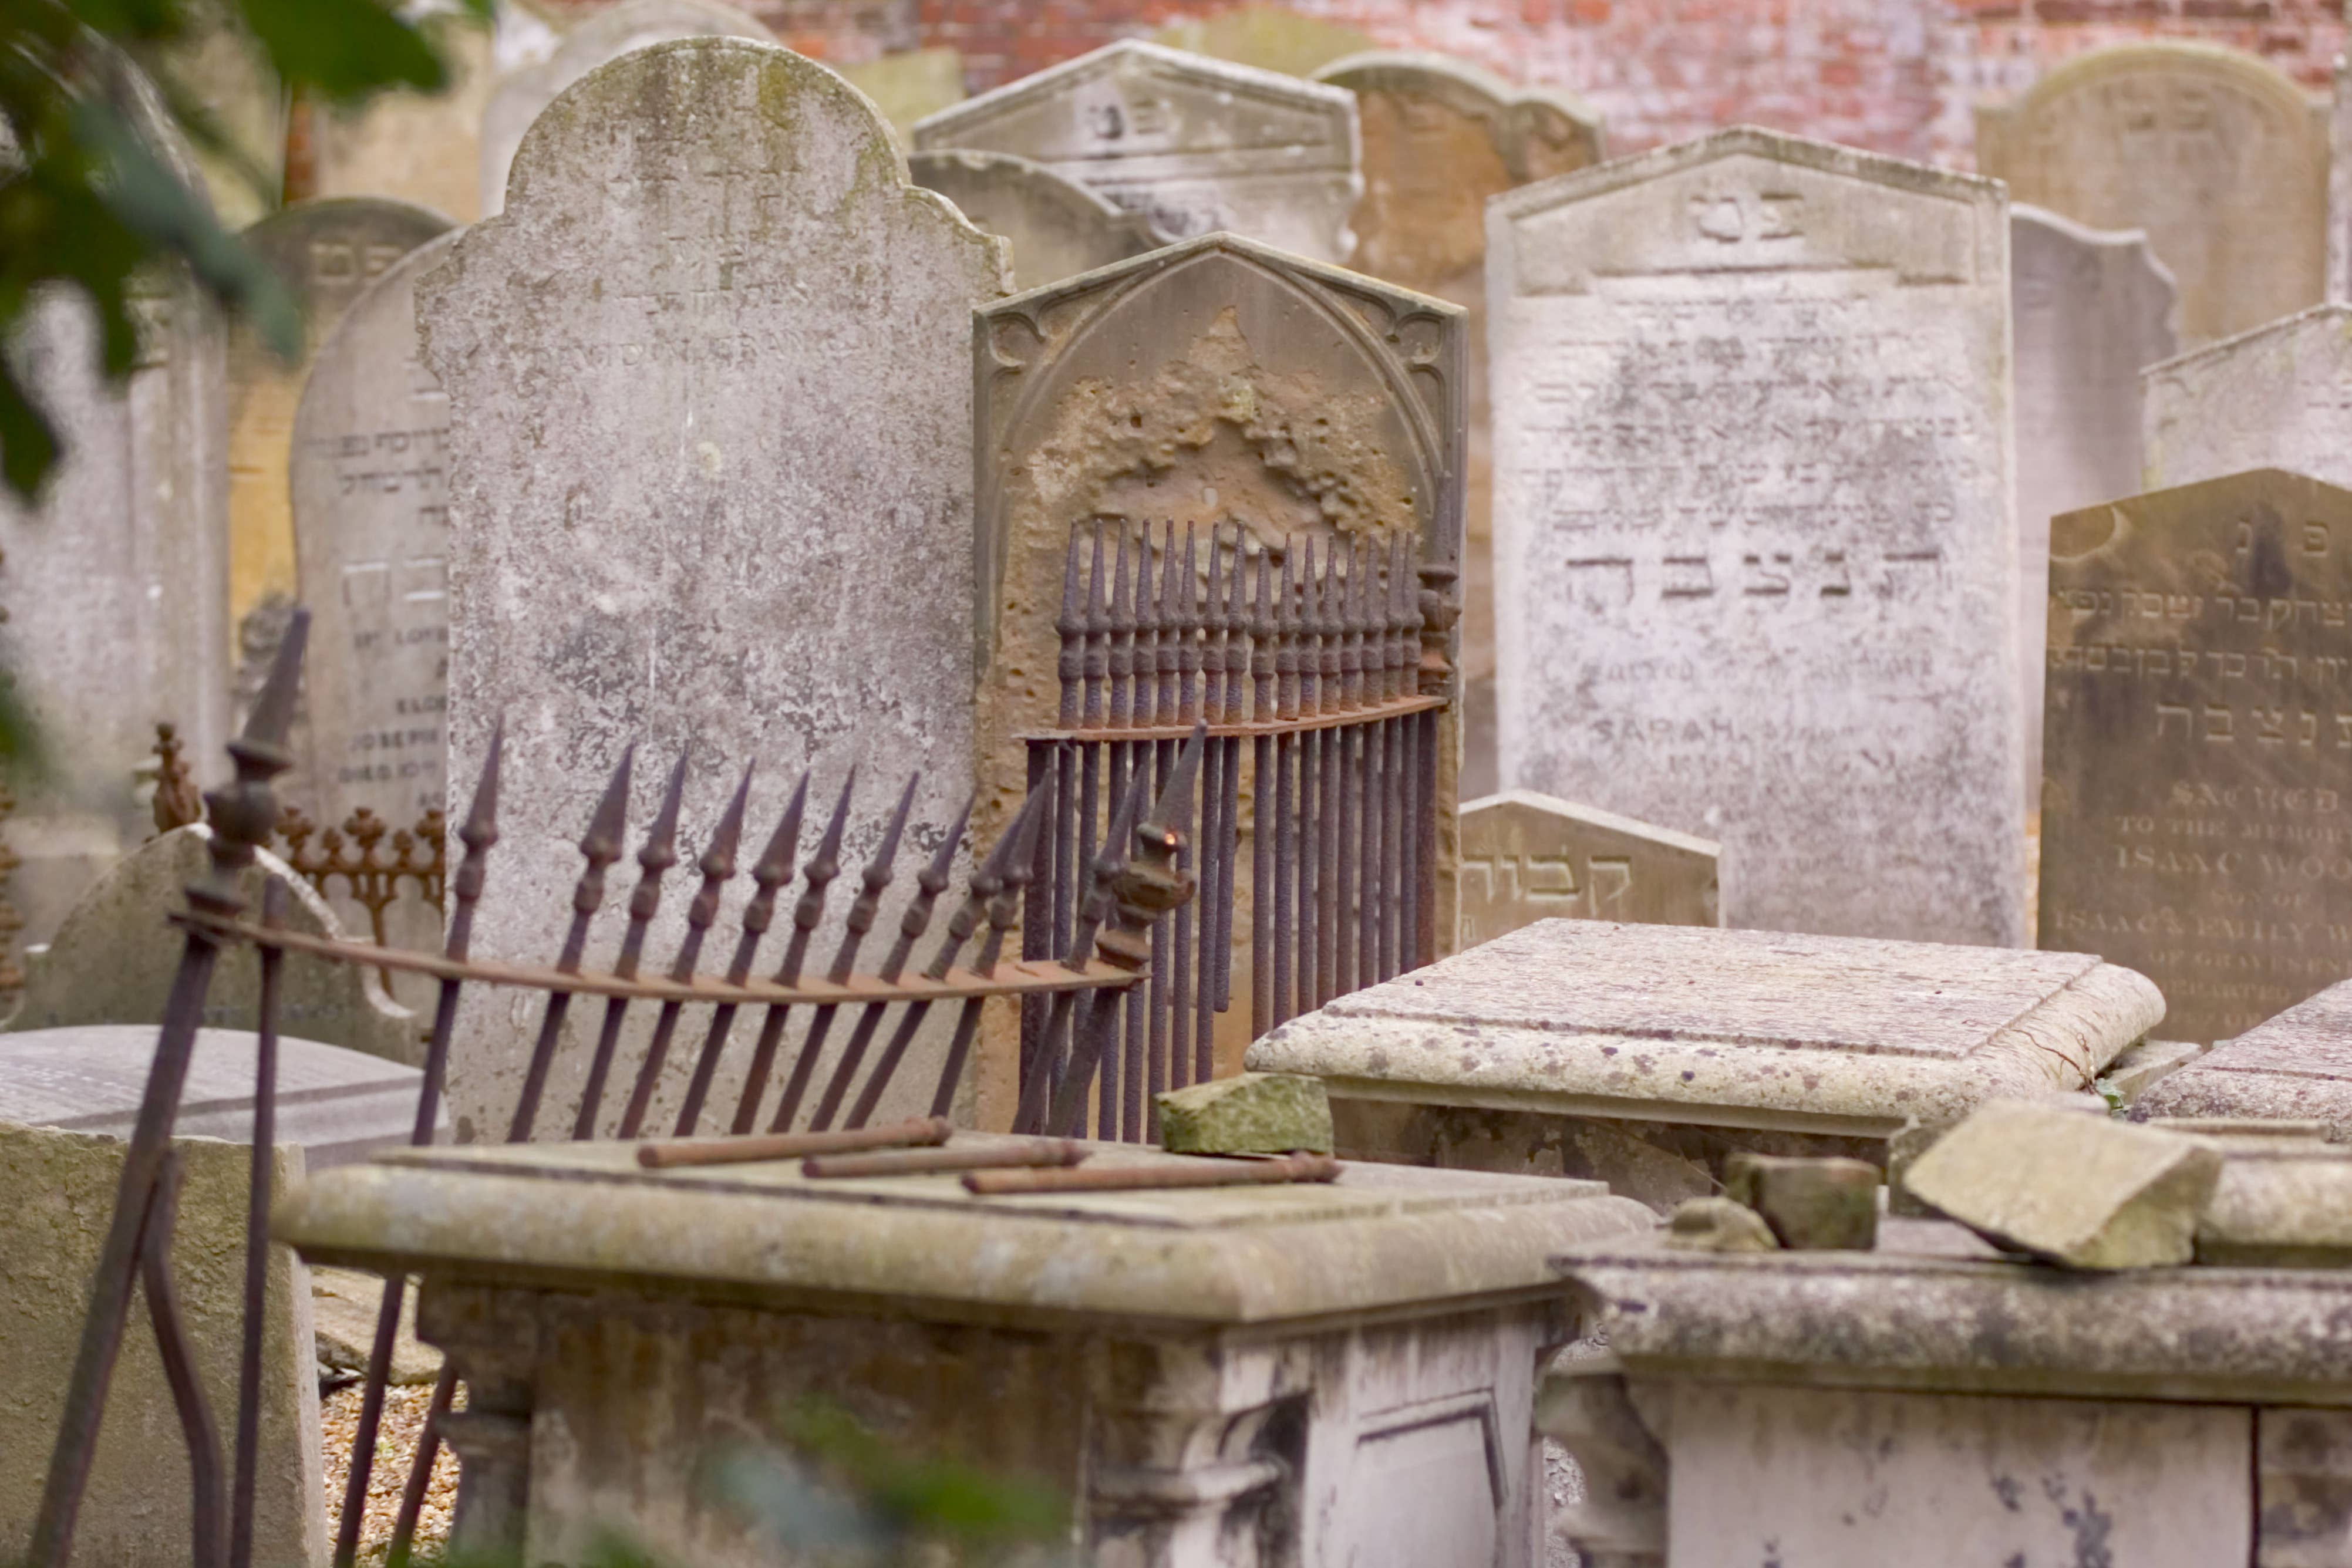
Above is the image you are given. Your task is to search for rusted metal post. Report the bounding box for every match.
[574,753,688,1139]
[675,772,806,1136]
[508,747,635,1141]
[619,766,752,1138]
[733,771,853,1134]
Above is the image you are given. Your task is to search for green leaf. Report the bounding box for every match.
[0,365,60,504]
[233,0,446,101]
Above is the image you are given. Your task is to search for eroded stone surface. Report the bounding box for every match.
[1490,127,2025,945]
[2137,977,2352,1139]
[0,1125,320,1568]
[1663,1196,1778,1253]
[2040,470,2352,1043]
[2143,304,2352,492]
[1157,1071,1333,1154]
[1457,789,1718,950]
[909,149,1158,290]
[424,39,1004,1142]
[1722,1151,1879,1250]
[1978,42,2327,346]
[914,41,1362,264]
[2012,205,2177,804]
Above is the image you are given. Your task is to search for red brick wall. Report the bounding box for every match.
[540,0,2347,167]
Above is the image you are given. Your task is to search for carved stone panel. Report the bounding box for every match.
[1977,43,2328,346]
[1457,789,1719,950]
[1490,126,2025,946]
[909,149,1160,291]
[971,232,1464,1112]
[2041,469,2352,1043]
[914,41,1362,265]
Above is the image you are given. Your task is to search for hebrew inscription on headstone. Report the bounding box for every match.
[1457,790,1719,950]
[2041,468,2352,1043]
[914,41,1362,265]
[2012,205,2176,804]
[2143,304,2352,493]
[1977,43,2327,346]
[1490,126,2026,945]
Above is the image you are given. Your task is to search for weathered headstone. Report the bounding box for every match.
[2012,205,2177,807]
[909,149,1158,290]
[0,59,230,959]
[228,200,452,648]
[2333,52,2352,304]
[477,0,773,216]
[914,41,1362,265]
[1149,8,1378,78]
[840,48,965,143]
[1311,52,1603,798]
[969,232,1464,1114]
[310,10,497,224]
[423,38,1005,1143]
[1977,42,2327,346]
[1457,789,1719,950]
[0,1124,321,1568]
[2142,304,2352,493]
[6,824,417,1061]
[160,22,282,230]
[2136,977,2352,1136]
[1489,127,2026,946]
[2041,468,2352,1044]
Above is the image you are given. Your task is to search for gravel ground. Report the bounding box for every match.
[321,1381,464,1564]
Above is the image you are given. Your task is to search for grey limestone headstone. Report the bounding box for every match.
[2333,53,2352,304]
[1457,790,1718,951]
[423,38,1006,1144]
[5,824,418,1064]
[909,149,1160,291]
[0,55,230,961]
[913,40,1362,265]
[2142,304,2352,493]
[2137,977,2352,1137]
[477,0,773,216]
[1488,126,2026,946]
[2012,205,2177,808]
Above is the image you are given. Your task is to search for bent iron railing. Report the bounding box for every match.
[33,609,1199,1568]
[1015,520,1457,1142]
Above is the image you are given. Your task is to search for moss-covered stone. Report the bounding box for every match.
[1662,1196,1779,1254]
[1157,1073,1334,1154]
[1723,1152,1879,1251]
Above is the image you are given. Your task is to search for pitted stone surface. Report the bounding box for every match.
[1977,42,2326,346]
[2143,304,2352,492]
[1457,789,1718,949]
[1489,126,2024,945]
[909,149,1158,290]
[2138,978,2352,1139]
[1247,919,2162,1133]
[914,41,1362,264]
[423,39,1005,1142]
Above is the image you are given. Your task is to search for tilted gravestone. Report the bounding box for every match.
[477,0,773,216]
[2042,468,2352,1044]
[969,231,1466,1111]
[914,41,1362,265]
[228,200,451,655]
[2142,304,2352,493]
[423,38,1006,1144]
[1457,790,1719,950]
[1311,51,1603,799]
[1977,42,2327,347]
[909,149,1159,291]
[2136,977,2352,1135]
[2011,205,2177,807]
[1488,126,2026,946]
[0,55,229,960]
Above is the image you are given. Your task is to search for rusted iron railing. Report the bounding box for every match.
[1016,520,1455,1143]
[36,610,1199,1568]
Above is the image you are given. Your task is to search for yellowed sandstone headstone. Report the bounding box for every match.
[1457,790,1719,950]
[1150,8,1379,78]
[839,47,965,143]
[308,10,497,224]
[1977,42,2328,346]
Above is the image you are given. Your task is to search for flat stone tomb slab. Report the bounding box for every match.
[2137,976,2352,1138]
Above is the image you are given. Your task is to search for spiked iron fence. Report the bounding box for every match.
[32,610,1199,1568]
[1015,521,1456,1143]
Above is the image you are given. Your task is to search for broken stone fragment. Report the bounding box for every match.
[1723,1152,1879,1250]
[1157,1072,1335,1155]
[1903,1098,2221,1269]
[1661,1196,1780,1253]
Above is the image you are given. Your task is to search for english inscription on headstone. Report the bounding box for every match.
[2012,204,2177,805]
[1977,42,2327,346]
[2142,304,2352,494]
[909,149,1159,291]
[1457,790,1719,950]
[2041,468,2352,1043]
[913,41,1362,265]
[1489,126,2026,946]
[423,39,1005,1141]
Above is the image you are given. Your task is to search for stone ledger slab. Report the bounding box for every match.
[2142,304,2352,493]
[1489,126,2026,946]
[914,41,1362,265]
[2137,977,2352,1138]
[1246,919,2161,1207]
[2011,205,2177,805]
[1977,41,2327,346]
[1457,789,1719,949]
[908,149,1158,291]
[423,39,1005,1142]
[2040,469,2352,1043]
